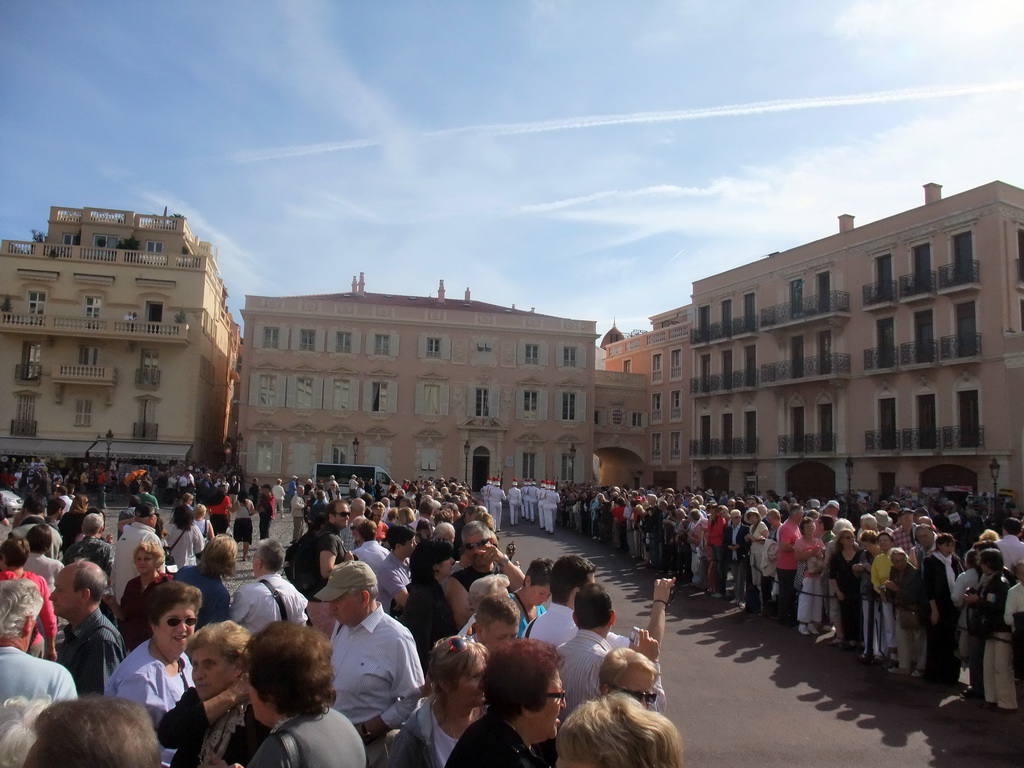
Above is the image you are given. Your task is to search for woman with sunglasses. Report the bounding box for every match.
[597,647,664,711]
[105,581,203,768]
[446,639,563,768]
[388,636,488,768]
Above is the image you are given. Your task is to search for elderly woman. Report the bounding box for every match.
[964,548,1016,713]
[244,622,364,768]
[829,525,862,650]
[402,539,458,669]
[557,694,683,768]
[104,539,173,650]
[446,639,564,768]
[388,637,488,768]
[105,581,203,768]
[795,517,827,635]
[158,621,270,768]
[0,537,58,659]
[458,573,511,636]
[598,647,664,712]
[173,535,236,628]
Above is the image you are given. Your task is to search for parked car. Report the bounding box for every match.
[1,489,24,519]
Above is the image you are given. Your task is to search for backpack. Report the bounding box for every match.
[283,529,321,596]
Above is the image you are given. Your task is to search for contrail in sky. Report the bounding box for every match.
[230,81,1024,163]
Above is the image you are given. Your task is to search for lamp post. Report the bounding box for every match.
[352,436,360,464]
[845,456,854,520]
[989,457,1000,516]
[463,440,471,486]
[569,443,577,483]
[101,429,113,509]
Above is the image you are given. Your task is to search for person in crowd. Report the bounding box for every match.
[446,521,525,628]
[953,547,987,699]
[16,697,162,768]
[173,534,236,629]
[556,694,684,768]
[158,621,270,768]
[105,581,202,767]
[104,539,173,650]
[388,636,488,768]
[775,505,803,627]
[884,547,926,676]
[232,489,255,561]
[921,532,964,684]
[1004,558,1024,681]
[0,580,76,702]
[795,516,827,635]
[24,524,63,591]
[511,558,552,637]
[290,484,307,543]
[112,503,162,602]
[244,621,365,768]
[302,499,353,636]
[828,526,861,651]
[995,517,1024,569]
[597,647,662,710]
[56,492,90,555]
[458,574,511,636]
[746,509,768,604]
[62,512,114,574]
[432,522,456,546]
[0,538,55,660]
[402,538,458,669]
[377,524,415,616]
[527,554,598,646]
[191,504,215,546]
[704,505,727,598]
[52,560,126,694]
[468,594,520,649]
[0,697,57,768]
[230,538,309,631]
[318,560,424,768]
[723,509,750,605]
[964,548,1016,713]
[166,505,204,571]
[445,638,563,768]
[255,485,275,542]
[352,517,389,567]
[870,530,898,665]
[853,529,882,662]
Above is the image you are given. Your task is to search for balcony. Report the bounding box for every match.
[900,428,940,451]
[135,368,162,387]
[651,369,663,384]
[937,260,980,293]
[760,291,850,329]
[941,425,984,449]
[651,409,663,423]
[133,422,159,439]
[14,363,41,383]
[863,347,898,372]
[670,406,682,421]
[689,437,759,457]
[862,281,898,309]
[689,368,759,396]
[10,419,36,437]
[690,316,758,346]
[898,271,936,302]
[52,365,118,386]
[760,354,851,384]
[1,313,189,344]
[865,426,984,452]
[899,340,938,366]
[865,430,900,451]
[669,365,682,380]
[731,315,758,337]
[940,333,981,360]
[778,433,836,454]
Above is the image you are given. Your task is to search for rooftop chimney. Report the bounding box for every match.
[358,272,365,295]
[464,287,471,302]
[924,182,942,204]
[351,275,358,293]
[437,279,445,303]
[838,214,855,233]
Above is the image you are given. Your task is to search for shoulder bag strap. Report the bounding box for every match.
[278,729,301,768]
[259,579,289,621]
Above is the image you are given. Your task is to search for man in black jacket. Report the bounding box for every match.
[724,509,751,605]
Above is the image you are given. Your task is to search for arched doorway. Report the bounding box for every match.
[785,461,836,500]
[594,446,644,490]
[701,466,730,495]
[920,464,978,491]
[472,447,491,491]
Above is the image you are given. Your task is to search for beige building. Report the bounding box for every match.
[238,276,596,488]
[0,206,240,467]
[684,180,1024,501]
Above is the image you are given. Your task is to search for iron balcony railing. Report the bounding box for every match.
[760,291,850,328]
[898,271,936,298]
[865,430,900,451]
[899,340,938,366]
[941,426,984,449]
[133,422,159,439]
[689,368,759,395]
[863,347,898,371]
[863,281,898,306]
[760,353,851,383]
[10,419,37,437]
[731,315,758,335]
[14,364,41,382]
[135,368,162,386]
[940,334,982,359]
[778,433,836,454]
[937,260,980,289]
[900,428,940,451]
[689,437,759,457]
[866,426,984,451]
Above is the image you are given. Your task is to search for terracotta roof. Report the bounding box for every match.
[282,290,564,319]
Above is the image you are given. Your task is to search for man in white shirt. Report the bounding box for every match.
[319,561,424,768]
[507,479,523,526]
[271,478,286,513]
[111,503,161,601]
[352,517,389,569]
[0,580,77,703]
[996,517,1024,569]
[230,539,309,633]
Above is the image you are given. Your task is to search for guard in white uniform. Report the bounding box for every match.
[539,480,558,534]
[524,479,538,523]
[507,479,523,526]
[485,477,506,531]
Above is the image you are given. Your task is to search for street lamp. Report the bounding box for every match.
[101,429,114,510]
[845,456,854,519]
[568,443,577,483]
[989,457,1000,515]
[352,436,360,464]
[463,440,471,486]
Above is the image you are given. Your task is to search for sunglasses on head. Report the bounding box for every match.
[463,541,488,551]
[446,636,471,653]
[165,616,198,628]
[611,685,658,706]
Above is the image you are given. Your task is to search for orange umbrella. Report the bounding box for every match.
[125,469,148,483]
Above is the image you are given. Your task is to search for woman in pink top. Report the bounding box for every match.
[0,537,58,659]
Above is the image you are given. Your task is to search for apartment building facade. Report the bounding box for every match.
[238,277,597,488]
[600,306,694,489]
[0,206,240,467]
[687,181,1024,501]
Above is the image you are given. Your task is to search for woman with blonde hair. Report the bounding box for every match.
[103,538,172,650]
[598,647,664,712]
[557,694,683,768]
[173,535,237,628]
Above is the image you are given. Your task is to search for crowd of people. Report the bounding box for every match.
[0,469,684,768]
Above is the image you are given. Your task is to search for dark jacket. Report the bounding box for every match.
[445,711,551,768]
[159,687,270,768]
[402,581,457,670]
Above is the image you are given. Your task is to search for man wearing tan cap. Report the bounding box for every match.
[317,561,424,768]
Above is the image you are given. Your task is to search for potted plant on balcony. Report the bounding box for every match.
[118,235,141,251]
[174,310,187,324]
[0,295,11,313]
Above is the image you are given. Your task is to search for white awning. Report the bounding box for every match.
[105,441,193,461]
[0,437,98,459]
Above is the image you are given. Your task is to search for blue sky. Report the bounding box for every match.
[2,1,1023,339]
